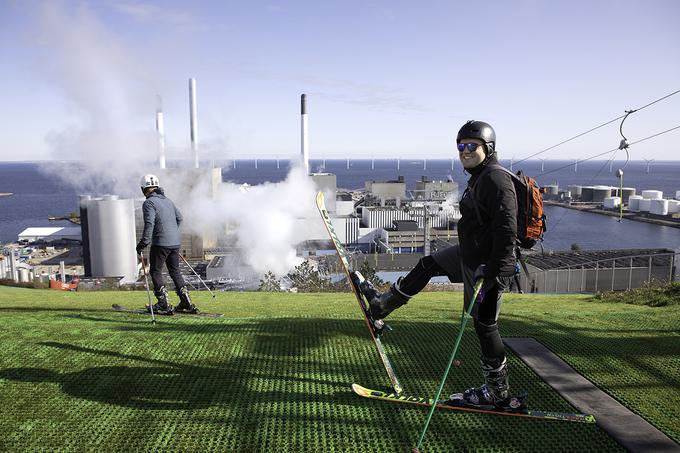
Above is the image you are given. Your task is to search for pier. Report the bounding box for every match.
[544,200,680,229]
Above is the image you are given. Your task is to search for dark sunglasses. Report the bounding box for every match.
[457,143,481,153]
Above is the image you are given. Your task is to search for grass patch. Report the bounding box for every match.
[0,286,678,451]
[595,281,680,307]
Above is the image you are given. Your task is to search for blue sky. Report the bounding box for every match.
[1,0,679,162]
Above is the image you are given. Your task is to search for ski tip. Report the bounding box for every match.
[351,383,370,396]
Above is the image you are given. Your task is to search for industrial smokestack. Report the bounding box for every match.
[189,78,199,169]
[301,93,309,174]
[156,95,166,169]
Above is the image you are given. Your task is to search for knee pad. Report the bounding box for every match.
[474,319,498,339]
[418,255,438,271]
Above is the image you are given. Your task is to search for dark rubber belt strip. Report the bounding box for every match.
[504,337,680,452]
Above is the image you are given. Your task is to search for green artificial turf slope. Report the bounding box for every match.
[0,286,678,451]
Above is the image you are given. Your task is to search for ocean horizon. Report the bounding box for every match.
[1,160,678,250]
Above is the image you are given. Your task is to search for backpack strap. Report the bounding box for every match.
[469,163,511,223]
[515,247,537,292]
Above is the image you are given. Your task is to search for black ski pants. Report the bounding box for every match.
[149,246,186,295]
[398,245,511,361]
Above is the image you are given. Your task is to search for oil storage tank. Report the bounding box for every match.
[639,198,652,212]
[568,185,583,200]
[580,186,594,202]
[617,187,636,203]
[642,190,663,199]
[668,200,680,213]
[592,186,612,203]
[543,185,559,200]
[628,195,643,212]
[649,199,669,216]
[86,196,138,283]
[603,197,620,209]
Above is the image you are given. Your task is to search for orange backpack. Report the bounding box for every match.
[471,164,547,249]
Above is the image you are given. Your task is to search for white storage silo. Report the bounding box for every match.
[628,195,642,212]
[603,197,620,209]
[667,200,680,213]
[676,190,680,200]
[639,198,652,212]
[642,190,663,199]
[649,199,669,215]
[86,196,138,284]
[18,268,29,283]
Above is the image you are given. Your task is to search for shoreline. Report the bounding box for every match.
[544,200,680,229]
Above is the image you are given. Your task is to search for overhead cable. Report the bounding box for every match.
[536,124,680,178]
[514,89,680,164]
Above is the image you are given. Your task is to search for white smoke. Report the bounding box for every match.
[161,165,325,276]
[31,2,157,197]
[26,2,326,277]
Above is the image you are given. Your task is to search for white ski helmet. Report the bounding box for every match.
[140,174,160,191]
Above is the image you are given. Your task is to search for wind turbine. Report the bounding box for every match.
[643,158,654,174]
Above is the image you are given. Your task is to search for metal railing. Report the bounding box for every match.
[522,251,677,293]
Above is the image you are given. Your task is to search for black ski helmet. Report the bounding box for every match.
[457,120,496,154]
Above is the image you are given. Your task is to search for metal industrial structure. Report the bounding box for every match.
[518,249,678,293]
[81,195,138,284]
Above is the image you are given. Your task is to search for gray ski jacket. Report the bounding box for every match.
[140,189,183,248]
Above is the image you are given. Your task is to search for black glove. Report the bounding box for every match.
[136,241,148,253]
[473,264,486,282]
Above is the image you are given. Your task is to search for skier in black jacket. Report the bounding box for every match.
[136,174,198,314]
[360,120,517,407]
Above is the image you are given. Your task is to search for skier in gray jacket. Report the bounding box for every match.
[136,174,198,314]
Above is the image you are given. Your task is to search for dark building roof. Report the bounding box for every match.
[524,248,675,270]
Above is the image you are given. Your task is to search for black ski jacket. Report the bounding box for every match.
[457,157,517,278]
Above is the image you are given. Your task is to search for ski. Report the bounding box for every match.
[111,304,224,318]
[352,383,596,424]
[316,191,403,394]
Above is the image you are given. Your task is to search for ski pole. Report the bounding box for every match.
[139,253,156,325]
[412,278,484,453]
[179,254,216,299]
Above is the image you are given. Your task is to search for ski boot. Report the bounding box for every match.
[175,286,199,314]
[353,272,411,334]
[446,356,524,412]
[148,286,174,314]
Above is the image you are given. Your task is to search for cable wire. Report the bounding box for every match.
[533,124,680,250]
[536,123,680,178]
[514,89,680,164]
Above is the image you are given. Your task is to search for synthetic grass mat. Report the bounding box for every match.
[0,287,677,451]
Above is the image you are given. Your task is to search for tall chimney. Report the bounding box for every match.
[189,78,199,169]
[156,95,166,169]
[301,94,309,174]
